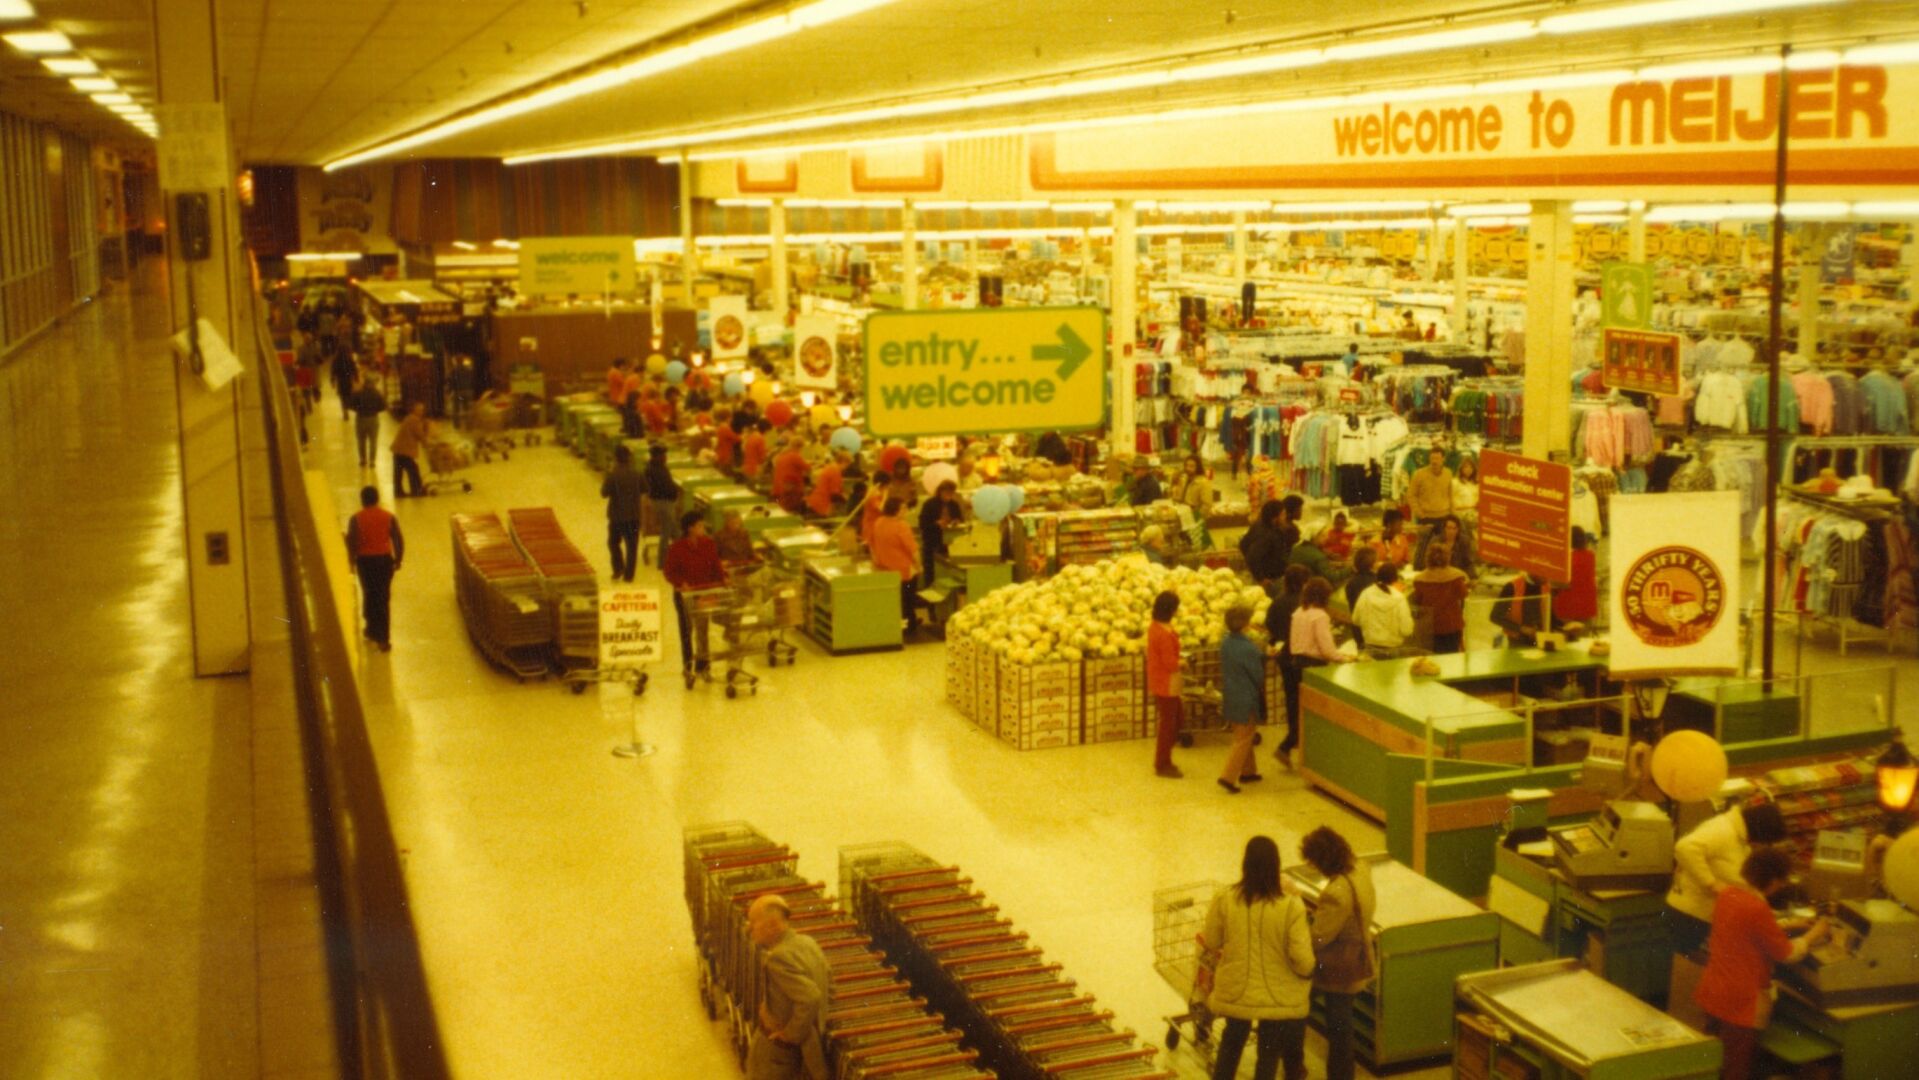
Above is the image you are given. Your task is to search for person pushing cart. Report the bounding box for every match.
[663,510,724,679]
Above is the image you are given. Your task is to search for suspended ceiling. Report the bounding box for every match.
[6,1,1919,163]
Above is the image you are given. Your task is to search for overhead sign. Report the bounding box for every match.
[1608,492,1740,677]
[792,315,839,389]
[599,589,664,668]
[1476,450,1572,584]
[154,103,230,191]
[709,294,749,360]
[518,236,635,298]
[863,306,1106,438]
[1600,262,1653,330]
[1602,327,1683,397]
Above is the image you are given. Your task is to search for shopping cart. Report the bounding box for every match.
[679,584,761,698]
[466,392,518,462]
[1176,652,1262,748]
[423,435,474,495]
[1152,881,1221,1062]
[727,562,804,668]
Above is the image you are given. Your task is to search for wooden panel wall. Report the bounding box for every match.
[487,307,698,393]
[1,112,97,358]
[241,165,301,256]
[390,157,679,246]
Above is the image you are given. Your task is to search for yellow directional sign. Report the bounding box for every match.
[863,306,1107,438]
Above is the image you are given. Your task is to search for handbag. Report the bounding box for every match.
[1316,876,1373,986]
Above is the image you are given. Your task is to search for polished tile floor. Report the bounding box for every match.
[0,272,258,1079]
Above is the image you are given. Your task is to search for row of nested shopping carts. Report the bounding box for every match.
[449,509,600,682]
[683,822,991,1079]
[841,843,1176,1080]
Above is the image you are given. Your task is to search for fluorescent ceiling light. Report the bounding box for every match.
[1574,215,1630,225]
[451,240,477,251]
[324,0,903,171]
[70,76,115,92]
[0,1,37,19]
[1157,201,1271,214]
[4,29,72,52]
[1636,56,1782,79]
[1854,201,1919,218]
[1448,203,1531,218]
[965,200,1047,210]
[41,55,95,74]
[108,103,142,114]
[286,252,364,261]
[492,239,520,250]
[716,198,772,207]
[90,92,131,105]
[1465,217,1530,229]
[1782,201,1849,219]
[1272,200,1432,214]
[1541,0,1835,35]
[787,197,902,208]
[1325,21,1535,62]
[1474,69,1636,95]
[1573,200,1628,213]
[1177,48,1324,82]
[1846,41,1919,65]
[1051,202,1114,213]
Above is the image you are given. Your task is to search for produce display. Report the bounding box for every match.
[946,559,1269,664]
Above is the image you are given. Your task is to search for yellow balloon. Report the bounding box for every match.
[646,354,667,375]
[1884,830,1919,909]
[749,380,775,405]
[1650,729,1729,802]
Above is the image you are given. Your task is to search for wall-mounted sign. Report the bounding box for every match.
[863,306,1106,438]
[1476,450,1572,584]
[518,236,635,298]
[1600,262,1653,330]
[1602,327,1683,397]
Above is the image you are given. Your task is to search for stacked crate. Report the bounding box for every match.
[1083,656,1146,743]
[973,646,1000,734]
[995,658,1081,751]
[945,637,977,719]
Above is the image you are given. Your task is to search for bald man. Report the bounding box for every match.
[745,894,831,1080]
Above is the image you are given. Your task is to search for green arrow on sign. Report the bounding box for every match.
[1032,322,1092,381]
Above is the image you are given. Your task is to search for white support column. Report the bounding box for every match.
[1628,203,1648,264]
[769,199,789,319]
[965,238,979,302]
[1523,200,1577,460]
[1799,259,1822,360]
[1451,221,1470,340]
[155,0,250,675]
[678,154,697,306]
[1111,200,1139,455]
[900,201,919,310]
[1424,213,1441,284]
[1232,210,1248,284]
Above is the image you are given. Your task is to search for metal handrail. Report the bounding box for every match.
[248,276,450,1079]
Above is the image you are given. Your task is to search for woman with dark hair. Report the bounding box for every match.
[1199,836,1316,1080]
[1239,500,1293,587]
[1414,514,1474,578]
[1665,802,1789,956]
[1283,576,1350,765]
[1695,848,1831,1080]
[1147,590,1184,779]
[1300,827,1376,1080]
[1410,544,1469,653]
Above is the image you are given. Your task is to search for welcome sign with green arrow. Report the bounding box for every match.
[863,306,1107,438]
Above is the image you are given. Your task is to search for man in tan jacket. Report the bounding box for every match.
[389,402,428,498]
[1408,448,1454,526]
[745,894,831,1080]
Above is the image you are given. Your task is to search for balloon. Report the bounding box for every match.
[749,380,775,406]
[878,444,912,477]
[830,427,862,454]
[920,462,959,495]
[646,354,667,375]
[664,361,688,385]
[765,400,795,427]
[971,485,1012,525]
[723,373,745,398]
[1650,729,1729,802]
[1005,485,1025,512]
[1884,830,1919,909]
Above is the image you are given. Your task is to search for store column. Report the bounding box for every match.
[1628,203,1648,263]
[1111,200,1139,454]
[678,154,698,305]
[1451,221,1470,340]
[769,199,789,319]
[1231,210,1248,283]
[1798,250,1821,359]
[900,202,919,309]
[1523,200,1576,459]
[154,0,249,675]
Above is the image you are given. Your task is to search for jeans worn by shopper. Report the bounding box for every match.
[355,554,395,647]
[1322,991,1357,1080]
[1212,1016,1304,1080]
[355,418,379,467]
[1153,696,1182,772]
[609,520,640,581]
[393,453,424,497]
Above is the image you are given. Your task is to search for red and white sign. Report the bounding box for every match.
[1608,492,1741,677]
[1476,450,1572,584]
[599,589,664,668]
[1602,328,1684,397]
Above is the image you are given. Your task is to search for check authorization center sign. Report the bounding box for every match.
[863,307,1107,439]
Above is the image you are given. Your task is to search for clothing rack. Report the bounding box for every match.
[1776,488,1909,656]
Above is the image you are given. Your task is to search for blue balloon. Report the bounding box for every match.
[829,427,862,454]
[665,361,688,385]
[971,485,1012,525]
[1005,485,1025,513]
[723,373,745,398]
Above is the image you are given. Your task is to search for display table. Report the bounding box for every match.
[1300,646,1610,819]
[1455,960,1719,1080]
[1286,854,1500,1069]
[803,555,902,653]
[1490,844,1673,1003]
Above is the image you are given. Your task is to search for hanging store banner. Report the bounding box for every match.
[1476,450,1572,584]
[792,315,840,390]
[1028,62,1919,193]
[1820,226,1858,283]
[708,294,750,360]
[518,236,635,298]
[1600,262,1653,330]
[599,589,664,668]
[863,306,1107,438]
[1607,492,1741,678]
[1601,327,1683,396]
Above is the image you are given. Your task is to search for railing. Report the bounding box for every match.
[247,278,450,1079]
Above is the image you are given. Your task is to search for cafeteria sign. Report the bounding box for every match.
[600,589,664,668]
[519,236,635,298]
[863,306,1106,438]
[1476,450,1572,583]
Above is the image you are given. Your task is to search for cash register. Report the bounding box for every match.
[1788,899,1919,1006]
[1550,801,1675,891]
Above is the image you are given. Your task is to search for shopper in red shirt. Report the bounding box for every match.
[1695,848,1830,1080]
[344,485,404,652]
[740,421,771,483]
[663,511,725,674]
[869,497,922,637]
[1554,527,1600,624]
[713,407,740,471]
[1146,591,1183,779]
[806,450,848,518]
[770,438,811,514]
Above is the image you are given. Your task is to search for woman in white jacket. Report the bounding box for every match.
[1200,835,1318,1080]
[1663,801,1787,955]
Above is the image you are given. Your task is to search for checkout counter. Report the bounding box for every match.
[1285,853,1500,1069]
[1455,960,1720,1080]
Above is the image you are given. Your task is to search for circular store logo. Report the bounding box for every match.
[1620,546,1727,647]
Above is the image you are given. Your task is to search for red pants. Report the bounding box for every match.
[1154,696,1183,770]
[1706,1017,1758,1080]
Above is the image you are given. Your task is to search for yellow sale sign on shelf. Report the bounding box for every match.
[863,306,1107,438]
